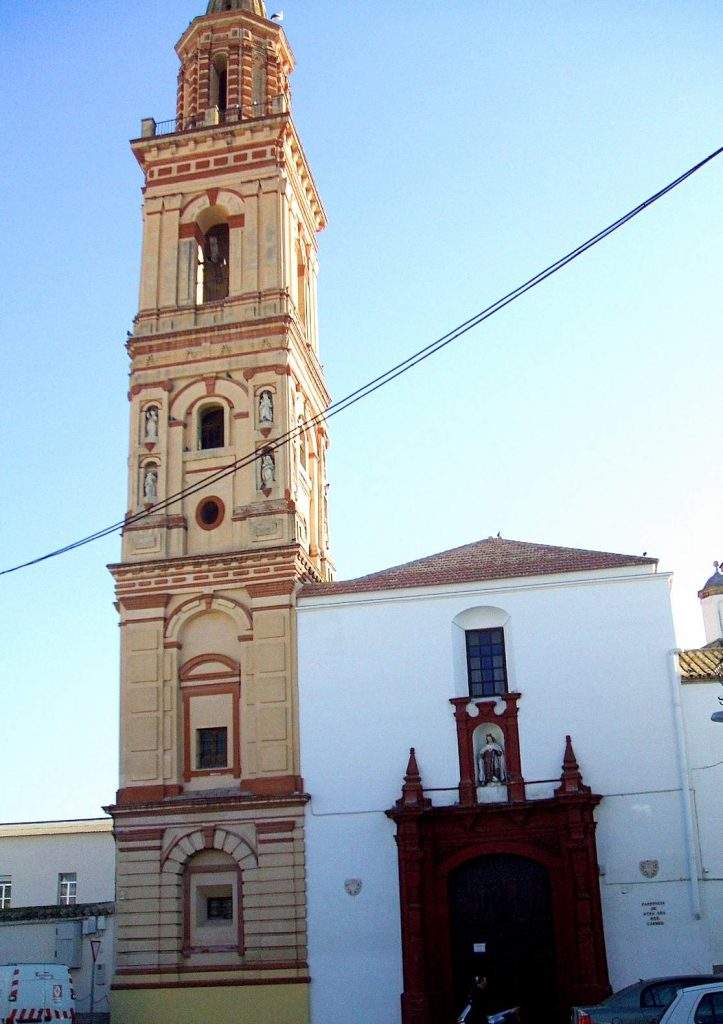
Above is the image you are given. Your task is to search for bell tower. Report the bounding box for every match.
[107,2,330,1020]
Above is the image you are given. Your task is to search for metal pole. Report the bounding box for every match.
[90,961,96,1021]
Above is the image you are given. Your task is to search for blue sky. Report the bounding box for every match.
[0,0,721,821]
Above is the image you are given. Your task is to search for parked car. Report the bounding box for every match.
[658,983,723,1024]
[0,962,75,1022]
[572,976,721,1024]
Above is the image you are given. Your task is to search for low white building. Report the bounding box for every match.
[297,537,722,1024]
[0,818,115,1020]
[678,564,723,974]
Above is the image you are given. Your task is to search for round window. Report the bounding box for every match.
[196,496,224,530]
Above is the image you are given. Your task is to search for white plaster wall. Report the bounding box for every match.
[701,594,723,644]
[600,882,710,982]
[681,680,723,967]
[305,813,402,1024]
[298,568,716,1022]
[0,829,115,906]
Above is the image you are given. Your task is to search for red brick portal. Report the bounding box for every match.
[386,741,611,1024]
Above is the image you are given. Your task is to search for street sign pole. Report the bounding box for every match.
[90,939,102,1019]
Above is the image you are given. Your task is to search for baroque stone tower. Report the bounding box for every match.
[106,1,331,1020]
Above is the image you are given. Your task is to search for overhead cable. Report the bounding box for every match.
[2,142,722,577]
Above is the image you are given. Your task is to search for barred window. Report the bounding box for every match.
[465,628,508,698]
[0,876,11,909]
[207,895,233,920]
[197,727,228,770]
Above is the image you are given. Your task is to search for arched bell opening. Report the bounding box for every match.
[196,222,230,304]
[211,54,228,113]
[198,403,226,450]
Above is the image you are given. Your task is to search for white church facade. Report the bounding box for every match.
[297,538,723,1024]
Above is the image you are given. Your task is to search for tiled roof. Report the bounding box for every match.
[679,642,723,681]
[300,537,657,598]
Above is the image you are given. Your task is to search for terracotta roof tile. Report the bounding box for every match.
[300,537,657,598]
[678,643,723,681]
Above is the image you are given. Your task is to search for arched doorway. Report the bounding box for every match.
[387,742,611,1024]
[449,854,558,1024]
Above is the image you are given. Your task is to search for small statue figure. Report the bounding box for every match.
[259,390,274,425]
[478,733,506,786]
[260,452,275,489]
[144,406,159,441]
[323,483,330,544]
[143,466,158,502]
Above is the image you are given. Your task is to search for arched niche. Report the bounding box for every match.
[160,825,258,962]
[451,605,511,699]
[177,608,245,663]
[197,400,226,450]
[165,595,253,647]
[178,191,245,303]
[472,721,508,805]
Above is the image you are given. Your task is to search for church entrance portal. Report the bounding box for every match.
[449,854,558,1024]
[387,743,611,1024]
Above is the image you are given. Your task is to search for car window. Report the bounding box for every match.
[642,984,680,1008]
[694,993,723,1024]
[602,983,645,1010]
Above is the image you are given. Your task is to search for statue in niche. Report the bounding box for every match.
[323,483,330,544]
[259,390,274,425]
[298,420,307,467]
[143,466,158,502]
[260,451,275,489]
[144,406,159,441]
[478,732,506,786]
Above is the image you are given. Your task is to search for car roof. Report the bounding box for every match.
[640,977,720,985]
[676,983,723,994]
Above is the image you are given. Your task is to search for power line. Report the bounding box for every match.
[2,142,722,577]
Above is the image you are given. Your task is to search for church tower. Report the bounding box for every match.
[107,2,331,1020]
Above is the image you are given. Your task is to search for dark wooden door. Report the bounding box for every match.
[449,854,558,1024]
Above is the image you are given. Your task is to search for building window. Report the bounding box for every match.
[195,496,225,530]
[0,876,11,909]
[211,55,228,112]
[207,895,233,920]
[199,406,225,450]
[184,850,243,955]
[465,628,508,698]
[197,727,228,769]
[694,993,723,1024]
[197,224,229,304]
[58,873,77,906]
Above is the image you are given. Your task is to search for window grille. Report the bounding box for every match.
[197,727,228,769]
[0,876,11,909]
[465,628,509,698]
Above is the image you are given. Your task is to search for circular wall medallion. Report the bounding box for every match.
[196,496,225,530]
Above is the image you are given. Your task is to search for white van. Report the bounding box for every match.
[0,963,75,1022]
